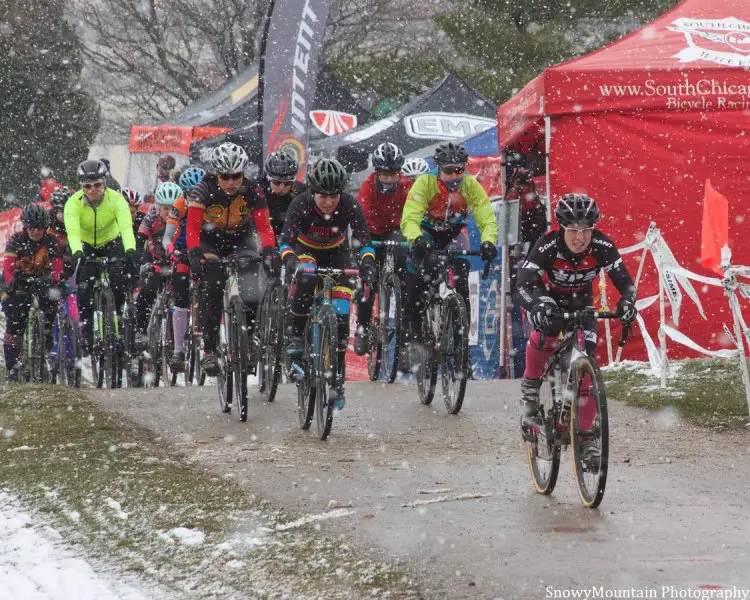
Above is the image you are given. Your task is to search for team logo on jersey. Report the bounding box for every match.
[668,17,750,67]
[310,110,358,136]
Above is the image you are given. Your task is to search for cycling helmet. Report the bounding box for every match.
[210,142,248,175]
[178,166,206,193]
[49,187,73,209]
[307,158,348,195]
[401,157,430,178]
[77,159,108,183]
[21,203,50,230]
[154,181,182,206]
[264,151,299,182]
[555,193,600,227]
[372,142,405,172]
[433,142,468,168]
[121,187,143,207]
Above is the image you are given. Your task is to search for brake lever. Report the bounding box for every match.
[619,323,630,347]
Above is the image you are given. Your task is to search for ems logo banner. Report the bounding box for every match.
[310,110,358,136]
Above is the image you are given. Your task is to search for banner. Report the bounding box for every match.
[129,126,193,154]
[259,0,333,175]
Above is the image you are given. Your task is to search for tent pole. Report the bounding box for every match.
[658,262,668,389]
[544,116,552,226]
[124,150,134,190]
[498,200,508,378]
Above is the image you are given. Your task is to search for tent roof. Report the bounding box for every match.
[314,72,497,173]
[497,0,750,146]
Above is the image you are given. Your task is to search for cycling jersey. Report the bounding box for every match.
[3,231,64,286]
[263,180,307,239]
[136,205,167,262]
[279,191,374,262]
[401,173,498,244]
[357,173,411,236]
[64,188,136,255]
[516,229,635,310]
[186,174,274,251]
[164,196,187,250]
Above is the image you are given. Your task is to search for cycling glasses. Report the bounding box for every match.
[218,173,243,182]
[562,225,595,237]
[82,182,104,190]
[270,179,293,187]
[440,166,465,175]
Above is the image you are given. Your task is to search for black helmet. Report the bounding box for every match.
[21,203,50,230]
[433,142,468,168]
[555,193,600,227]
[265,151,299,182]
[77,159,108,183]
[372,142,405,172]
[49,187,73,209]
[307,158,348,194]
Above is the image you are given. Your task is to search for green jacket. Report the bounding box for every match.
[400,173,499,244]
[64,187,136,255]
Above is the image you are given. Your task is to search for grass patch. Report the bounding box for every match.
[603,358,750,430]
[0,384,420,599]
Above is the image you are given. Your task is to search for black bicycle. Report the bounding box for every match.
[143,263,172,387]
[187,278,204,386]
[50,286,81,388]
[415,248,489,415]
[16,280,51,384]
[365,240,409,383]
[523,308,629,509]
[257,269,287,402]
[215,252,263,422]
[121,289,142,388]
[292,265,359,441]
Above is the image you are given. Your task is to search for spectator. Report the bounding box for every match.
[100,158,121,191]
[156,155,176,183]
[37,167,62,204]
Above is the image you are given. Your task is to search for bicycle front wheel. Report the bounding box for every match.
[122,303,142,388]
[569,356,609,508]
[440,293,469,415]
[57,313,81,388]
[296,320,315,430]
[416,314,437,406]
[29,310,49,384]
[101,290,119,389]
[380,274,402,384]
[314,306,338,441]
[526,373,561,495]
[229,297,249,422]
[366,288,381,382]
[161,310,175,387]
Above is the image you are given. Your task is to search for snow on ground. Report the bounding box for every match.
[0,490,159,600]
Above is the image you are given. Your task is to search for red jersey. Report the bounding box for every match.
[356,172,412,236]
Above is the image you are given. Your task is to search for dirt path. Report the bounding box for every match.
[93,378,750,599]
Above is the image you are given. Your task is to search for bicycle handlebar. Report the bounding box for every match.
[541,307,631,348]
[424,248,492,281]
[299,266,360,277]
[371,240,410,248]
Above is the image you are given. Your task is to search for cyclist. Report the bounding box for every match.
[133,181,180,349]
[400,142,498,344]
[186,142,277,377]
[2,204,65,381]
[353,142,411,356]
[122,187,147,239]
[48,187,73,245]
[280,157,376,409]
[64,159,138,355]
[401,157,431,183]
[262,151,307,239]
[515,194,637,438]
[159,166,206,372]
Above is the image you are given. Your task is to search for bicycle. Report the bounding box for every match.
[16,280,51,384]
[523,308,629,509]
[50,285,81,388]
[121,289,142,388]
[365,240,410,383]
[214,252,264,422]
[82,256,124,389]
[257,267,287,402]
[415,248,489,415]
[143,263,173,387]
[292,265,360,441]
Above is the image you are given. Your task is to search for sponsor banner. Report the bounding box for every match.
[310,110,357,136]
[404,112,495,140]
[259,0,333,175]
[468,271,479,345]
[0,208,22,256]
[668,17,750,68]
[192,127,232,143]
[129,125,194,154]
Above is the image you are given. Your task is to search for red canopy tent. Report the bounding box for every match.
[497,0,750,360]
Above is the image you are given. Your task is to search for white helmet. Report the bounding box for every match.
[401,157,430,178]
[210,142,249,175]
[154,181,182,206]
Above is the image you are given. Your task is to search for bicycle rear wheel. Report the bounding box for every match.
[366,288,381,381]
[569,356,609,508]
[229,297,249,422]
[380,274,402,384]
[440,293,469,415]
[526,372,561,495]
[314,306,338,441]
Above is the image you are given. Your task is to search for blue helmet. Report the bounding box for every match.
[178,166,206,193]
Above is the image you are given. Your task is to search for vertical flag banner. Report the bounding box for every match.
[258,0,333,176]
[701,179,729,275]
